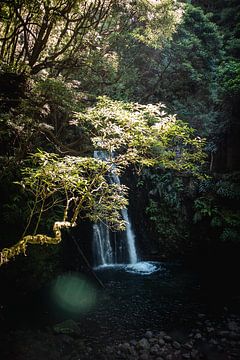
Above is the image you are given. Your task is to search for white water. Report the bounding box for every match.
[92,151,138,266]
[92,223,113,265]
[96,261,161,275]
[121,209,138,264]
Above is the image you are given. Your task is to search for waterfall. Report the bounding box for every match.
[121,209,138,264]
[92,151,138,266]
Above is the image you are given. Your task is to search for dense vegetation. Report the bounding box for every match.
[0,0,239,278]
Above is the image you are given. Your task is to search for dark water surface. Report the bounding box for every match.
[1,261,239,349]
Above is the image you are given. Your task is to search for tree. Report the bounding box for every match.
[0,0,182,75]
[0,96,206,265]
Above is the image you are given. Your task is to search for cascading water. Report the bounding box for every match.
[92,151,138,267]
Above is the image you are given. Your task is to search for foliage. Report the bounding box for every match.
[99,4,222,135]
[218,60,240,97]
[74,96,207,175]
[0,94,207,264]
[0,0,181,75]
[194,172,240,243]
[143,170,190,255]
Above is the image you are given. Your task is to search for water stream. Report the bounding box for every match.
[92,151,138,266]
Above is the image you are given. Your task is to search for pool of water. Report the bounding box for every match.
[45,261,204,345]
[3,260,236,349]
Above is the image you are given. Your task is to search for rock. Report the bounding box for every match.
[190,349,199,359]
[206,327,215,333]
[158,331,166,338]
[182,353,191,359]
[218,330,229,337]
[139,352,149,360]
[138,338,150,350]
[182,342,193,350]
[130,339,137,346]
[220,337,227,343]
[119,342,132,353]
[150,344,161,355]
[172,341,181,350]
[106,346,114,354]
[145,331,153,339]
[158,339,165,347]
[53,320,81,336]
[57,334,75,344]
[229,331,240,340]
[228,320,239,332]
[209,338,218,346]
[163,335,172,342]
[198,313,206,319]
[149,337,158,344]
[194,333,202,340]
[166,355,173,360]
[174,350,181,357]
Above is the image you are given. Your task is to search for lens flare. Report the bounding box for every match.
[51,273,97,314]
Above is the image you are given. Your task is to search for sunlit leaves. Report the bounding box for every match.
[20,150,128,230]
[74,96,206,176]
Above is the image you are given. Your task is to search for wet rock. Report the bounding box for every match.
[119,342,132,353]
[228,320,239,332]
[158,331,166,337]
[150,344,161,355]
[163,335,172,343]
[172,341,181,350]
[209,338,218,346]
[53,320,81,336]
[229,331,240,340]
[139,352,149,360]
[206,327,215,333]
[138,338,150,350]
[182,342,193,350]
[194,333,202,340]
[218,330,230,337]
[190,349,199,359]
[182,353,191,359]
[150,338,158,344]
[106,345,114,354]
[198,313,206,319]
[57,334,75,345]
[130,339,137,346]
[145,331,153,339]
[158,339,165,347]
